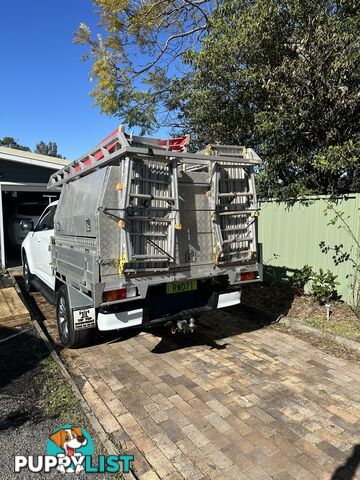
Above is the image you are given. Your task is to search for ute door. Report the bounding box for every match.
[31,204,56,289]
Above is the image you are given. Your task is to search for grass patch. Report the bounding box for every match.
[286,293,360,342]
[290,295,360,341]
[273,323,360,363]
[0,324,127,478]
[42,359,83,424]
[304,315,360,341]
[41,357,127,479]
[242,283,360,342]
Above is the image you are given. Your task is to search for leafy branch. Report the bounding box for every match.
[321,201,360,317]
[74,0,215,132]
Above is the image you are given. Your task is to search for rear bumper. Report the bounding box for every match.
[97,308,144,331]
[97,290,241,331]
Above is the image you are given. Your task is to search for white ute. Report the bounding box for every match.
[22,127,263,348]
[22,201,58,292]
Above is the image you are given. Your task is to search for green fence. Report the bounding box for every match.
[258,194,360,302]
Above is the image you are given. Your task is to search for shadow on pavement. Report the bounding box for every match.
[15,273,278,354]
[79,295,278,353]
[241,281,295,319]
[149,306,275,354]
[331,444,360,480]
[79,302,274,353]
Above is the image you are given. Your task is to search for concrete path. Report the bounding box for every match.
[32,292,360,480]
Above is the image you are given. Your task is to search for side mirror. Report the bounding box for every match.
[20,220,34,232]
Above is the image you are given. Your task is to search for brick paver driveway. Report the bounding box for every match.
[33,292,360,480]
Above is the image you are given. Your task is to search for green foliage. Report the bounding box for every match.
[320,201,360,316]
[0,136,31,152]
[310,268,340,304]
[263,253,282,285]
[177,0,360,197]
[289,265,314,289]
[284,263,339,304]
[42,360,81,422]
[319,241,351,266]
[0,137,64,158]
[35,141,63,158]
[78,0,359,197]
[74,0,215,133]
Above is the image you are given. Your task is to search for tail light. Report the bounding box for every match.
[103,288,127,302]
[240,271,257,282]
[102,286,137,302]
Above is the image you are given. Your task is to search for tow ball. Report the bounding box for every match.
[171,318,196,334]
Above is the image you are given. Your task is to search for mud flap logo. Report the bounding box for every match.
[73,308,96,330]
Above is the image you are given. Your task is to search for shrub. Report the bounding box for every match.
[290,265,314,290]
[310,269,339,304]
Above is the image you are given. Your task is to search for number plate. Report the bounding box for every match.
[73,308,96,330]
[166,280,197,294]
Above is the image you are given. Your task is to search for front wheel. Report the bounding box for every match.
[22,253,33,292]
[56,285,92,348]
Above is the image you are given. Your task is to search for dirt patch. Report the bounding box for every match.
[272,323,360,363]
[242,283,360,342]
[0,268,14,289]
[0,326,123,479]
[288,295,360,342]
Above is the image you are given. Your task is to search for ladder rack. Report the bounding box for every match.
[208,160,259,265]
[118,156,181,272]
[48,128,261,190]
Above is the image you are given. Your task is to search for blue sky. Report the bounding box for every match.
[0,0,168,160]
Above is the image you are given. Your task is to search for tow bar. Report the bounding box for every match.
[171,318,196,334]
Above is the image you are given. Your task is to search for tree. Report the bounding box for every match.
[77,0,359,198]
[74,0,216,132]
[35,141,63,158]
[176,0,360,198]
[0,136,31,152]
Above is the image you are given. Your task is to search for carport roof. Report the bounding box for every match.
[0,146,69,170]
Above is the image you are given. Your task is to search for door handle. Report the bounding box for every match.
[37,239,42,243]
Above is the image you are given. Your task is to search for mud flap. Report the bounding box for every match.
[66,284,96,330]
[217,291,241,308]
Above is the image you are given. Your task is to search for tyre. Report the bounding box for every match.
[56,285,92,348]
[22,253,33,292]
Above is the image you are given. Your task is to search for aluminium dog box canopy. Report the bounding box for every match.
[49,126,262,277]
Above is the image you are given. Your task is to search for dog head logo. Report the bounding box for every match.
[49,426,87,456]
[47,425,93,474]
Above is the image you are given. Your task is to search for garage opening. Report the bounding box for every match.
[1,187,59,268]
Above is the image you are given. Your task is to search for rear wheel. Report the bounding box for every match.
[56,285,92,348]
[22,254,33,292]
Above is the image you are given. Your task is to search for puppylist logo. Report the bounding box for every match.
[14,424,133,475]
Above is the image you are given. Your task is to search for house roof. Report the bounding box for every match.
[0,146,69,170]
